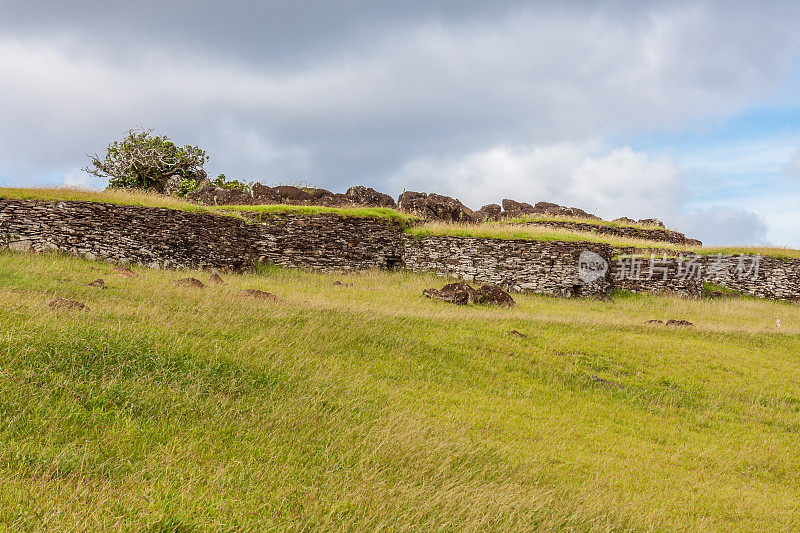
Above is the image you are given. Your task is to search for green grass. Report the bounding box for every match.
[217,204,416,224]
[1,250,800,530]
[0,187,413,223]
[502,213,669,231]
[409,221,800,260]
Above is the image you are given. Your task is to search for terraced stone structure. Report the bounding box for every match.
[2,196,800,301]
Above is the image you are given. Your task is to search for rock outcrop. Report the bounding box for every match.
[398,191,474,222]
[475,203,502,221]
[346,186,396,208]
[474,284,516,306]
[423,282,476,304]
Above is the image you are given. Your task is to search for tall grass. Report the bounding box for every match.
[0,249,799,529]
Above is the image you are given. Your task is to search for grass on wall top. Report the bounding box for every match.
[502,213,671,231]
[407,222,800,260]
[0,187,415,223]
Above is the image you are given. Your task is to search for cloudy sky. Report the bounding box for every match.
[2,1,800,246]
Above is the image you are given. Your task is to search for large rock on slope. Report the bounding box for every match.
[398,191,474,222]
[501,199,535,217]
[423,282,476,304]
[531,201,600,220]
[475,203,502,221]
[346,186,396,208]
[475,284,516,307]
[186,186,252,205]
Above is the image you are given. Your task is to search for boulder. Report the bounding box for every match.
[251,183,282,204]
[532,201,600,220]
[87,278,108,289]
[501,199,535,217]
[239,289,278,300]
[475,284,516,307]
[309,189,352,207]
[638,218,666,228]
[49,297,89,311]
[173,277,204,288]
[665,319,693,327]
[273,185,312,203]
[345,186,396,208]
[423,282,476,305]
[113,266,136,278]
[398,191,474,222]
[475,203,502,221]
[186,186,252,206]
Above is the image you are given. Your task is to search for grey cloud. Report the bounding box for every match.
[1,1,799,245]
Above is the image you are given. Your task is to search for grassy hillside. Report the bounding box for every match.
[1,250,800,530]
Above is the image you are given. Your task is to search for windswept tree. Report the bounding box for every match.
[83,129,209,194]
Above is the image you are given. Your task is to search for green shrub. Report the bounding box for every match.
[83,129,208,192]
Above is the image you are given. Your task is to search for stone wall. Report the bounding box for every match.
[3,197,800,301]
[0,198,259,271]
[252,213,405,272]
[402,235,613,297]
[0,198,406,273]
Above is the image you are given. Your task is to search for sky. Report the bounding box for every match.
[1,1,800,246]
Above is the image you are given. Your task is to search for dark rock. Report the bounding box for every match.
[186,186,252,206]
[475,283,516,306]
[422,282,476,305]
[49,297,89,311]
[510,330,527,338]
[398,191,474,222]
[532,201,600,220]
[501,199,535,217]
[638,218,666,228]
[113,266,136,278]
[251,183,281,204]
[646,319,664,325]
[665,319,693,327]
[589,374,623,389]
[173,277,204,288]
[239,289,278,300]
[273,185,312,203]
[87,278,108,289]
[209,273,225,285]
[475,203,502,221]
[346,186,396,208]
[332,281,353,287]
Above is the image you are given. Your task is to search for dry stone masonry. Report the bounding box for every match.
[2,197,800,300]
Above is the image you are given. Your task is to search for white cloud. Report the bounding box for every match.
[392,143,686,219]
[781,147,800,179]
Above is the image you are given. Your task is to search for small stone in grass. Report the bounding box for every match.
[49,297,89,311]
[646,319,664,325]
[239,289,278,301]
[332,281,353,287]
[665,319,693,327]
[590,374,623,390]
[510,330,527,338]
[209,273,225,285]
[87,278,108,289]
[113,266,136,278]
[173,277,204,288]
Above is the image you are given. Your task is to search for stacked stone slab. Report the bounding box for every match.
[2,197,800,300]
